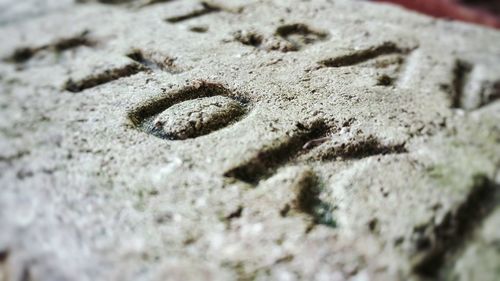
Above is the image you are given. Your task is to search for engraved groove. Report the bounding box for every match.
[6,31,94,63]
[64,63,145,93]
[128,81,249,140]
[273,168,337,229]
[126,49,182,73]
[290,170,336,228]
[412,175,499,278]
[136,0,174,7]
[318,42,409,68]
[165,2,221,23]
[450,60,473,109]
[447,60,500,110]
[273,23,328,52]
[223,121,328,184]
[477,80,500,108]
[76,0,175,8]
[233,30,264,48]
[308,135,407,161]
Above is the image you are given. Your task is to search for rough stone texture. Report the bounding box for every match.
[0,0,499,280]
[151,95,246,140]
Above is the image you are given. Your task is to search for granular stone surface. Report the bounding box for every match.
[0,0,499,280]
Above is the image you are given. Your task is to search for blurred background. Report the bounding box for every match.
[371,0,500,29]
[2,0,500,28]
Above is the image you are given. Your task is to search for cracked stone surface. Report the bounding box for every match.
[0,0,499,280]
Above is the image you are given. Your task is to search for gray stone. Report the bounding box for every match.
[0,0,499,280]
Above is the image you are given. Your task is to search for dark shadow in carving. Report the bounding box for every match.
[446,60,500,110]
[413,175,499,278]
[224,121,329,184]
[450,60,473,108]
[292,170,337,228]
[309,135,407,161]
[318,42,409,68]
[478,80,500,108]
[274,23,328,52]
[6,31,95,64]
[64,63,145,93]
[233,30,264,48]
[77,0,173,7]
[128,81,250,140]
[165,2,221,23]
[126,49,182,73]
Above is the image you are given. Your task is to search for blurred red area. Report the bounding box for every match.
[374,0,500,29]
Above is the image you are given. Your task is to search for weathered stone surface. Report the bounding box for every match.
[0,0,499,280]
[152,95,246,140]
